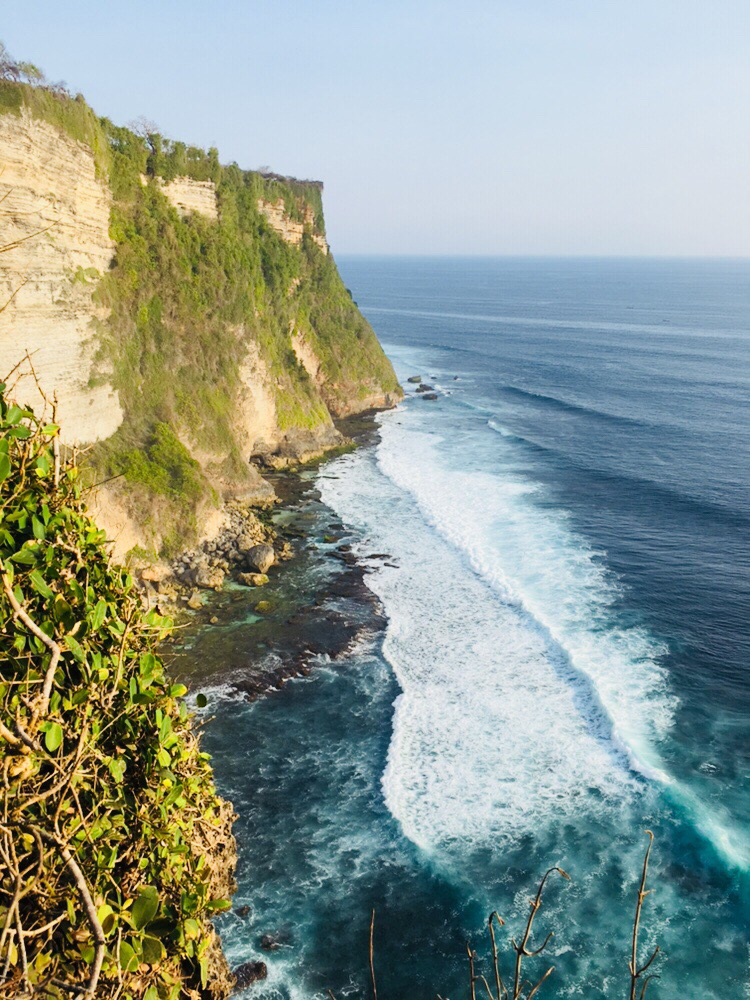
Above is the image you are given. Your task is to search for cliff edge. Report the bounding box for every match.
[0,81,401,559]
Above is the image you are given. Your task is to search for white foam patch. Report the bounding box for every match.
[322,400,750,869]
[319,429,639,855]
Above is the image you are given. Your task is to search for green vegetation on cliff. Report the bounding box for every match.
[0,75,401,557]
[0,379,236,998]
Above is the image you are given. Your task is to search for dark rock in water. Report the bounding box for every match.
[453,375,459,380]
[407,375,422,383]
[337,544,351,552]
[260,933,282,951]
[235,904,251,917]
[234,960,267,987]
[421,393,439,401]
[416,383,434,393]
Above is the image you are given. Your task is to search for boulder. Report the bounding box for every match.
[237,572,269,587]
[233,960,267,987]
[255,600,272,614]
[140,564,169,583]
[407,375,422,383]
[193,564,225,590]
[237,528,264,553]
[416,383,434,393]
[421,393,439,401]
[187,591,203,610]
[247,543,275,574]
[260,933,282,951]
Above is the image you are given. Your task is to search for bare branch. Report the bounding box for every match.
[630,831,657,1000]
[369,908,378,1000]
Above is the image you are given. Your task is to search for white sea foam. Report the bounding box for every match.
[320,401,750,869]
[319,428,641,855]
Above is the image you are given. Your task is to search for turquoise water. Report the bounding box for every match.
[199,258,750,998]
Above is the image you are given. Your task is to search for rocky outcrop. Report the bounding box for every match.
[144,174,218,219]
[0,87,400,565]
[0,109,122,444]
[258,198,328,254]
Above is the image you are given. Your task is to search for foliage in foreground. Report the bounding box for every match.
[0,377,236,998]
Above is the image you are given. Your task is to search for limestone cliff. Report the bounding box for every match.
[0,81,401,558]
[0,109,122,443]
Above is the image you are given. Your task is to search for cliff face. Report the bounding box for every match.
[0,82,401,558]
[0,109,123,443]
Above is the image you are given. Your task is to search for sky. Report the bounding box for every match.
[3,0,750,256]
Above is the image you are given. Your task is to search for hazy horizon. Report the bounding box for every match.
[4,0,749,258]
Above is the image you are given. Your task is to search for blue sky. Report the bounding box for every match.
[4,1,749,256]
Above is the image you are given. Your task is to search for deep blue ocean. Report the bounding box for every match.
[199,258,750,998]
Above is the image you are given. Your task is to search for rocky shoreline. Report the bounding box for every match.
[158,410,388,704]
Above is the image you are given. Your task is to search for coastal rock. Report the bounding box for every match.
[278,541,294,561]
[416,383,434,393]
[407,375,422,383]
[247,543,275,574]
[255,600,272,614]
[233,960,268,987]
[421,393,439,401]
[140,564,170,583]
[260,933,282,951]
[187,591,203,610]
[238,572,269,587]
[194,563,225,590]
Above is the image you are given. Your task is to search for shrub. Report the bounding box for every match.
[0,378,236,999]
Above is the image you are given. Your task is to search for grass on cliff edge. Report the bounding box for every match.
[0,378,236,999]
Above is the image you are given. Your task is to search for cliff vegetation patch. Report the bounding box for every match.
[0,374,236,999]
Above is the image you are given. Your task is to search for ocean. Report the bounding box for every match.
[191,257,750,998]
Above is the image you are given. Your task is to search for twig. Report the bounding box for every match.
[369,908,378,1000]
[512,867,569,999]
[1,572,62,721]
[488,911,507,1000]
[630,831,659,1000]
[467,942,477,1000]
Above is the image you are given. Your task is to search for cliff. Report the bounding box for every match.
[0,81,401,558]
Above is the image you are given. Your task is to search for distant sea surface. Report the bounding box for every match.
[201,258,750,998]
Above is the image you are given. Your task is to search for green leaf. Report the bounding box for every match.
[5,404,22,424]
[91,599,107,631]
[108,758,126,783]
[141,935,164,965]
[206,897,231,913]
[132,886,159,930]
[31,515,45,540]
[0,452,9,484]
[157,748,171,768]
[43,722,63,752]
[64,634,85,662]
[170,683,188,698]
[7,425,31,439]
[118,940,138,972]
[10,548,37,565]
[29,570,53,599]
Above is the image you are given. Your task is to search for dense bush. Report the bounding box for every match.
[0,378,236,998]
